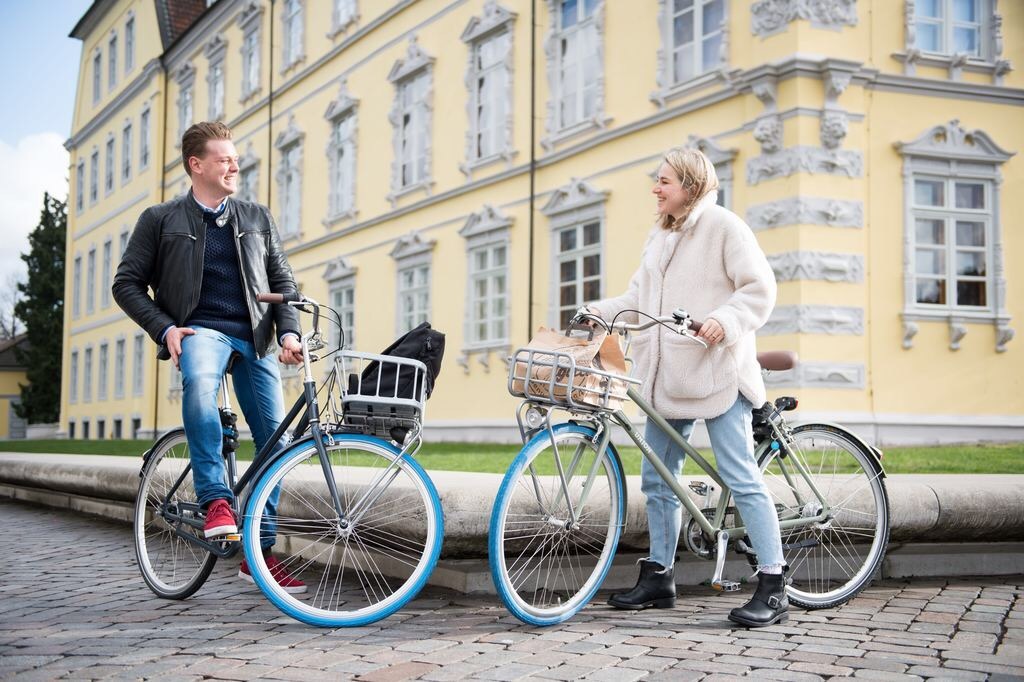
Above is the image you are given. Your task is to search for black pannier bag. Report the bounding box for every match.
[345,322,445,442]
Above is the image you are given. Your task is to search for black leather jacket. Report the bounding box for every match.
[112,192,301,360]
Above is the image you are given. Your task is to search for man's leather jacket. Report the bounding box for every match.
[112,192,301,360]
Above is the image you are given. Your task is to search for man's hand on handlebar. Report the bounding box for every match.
[278,335,304,365]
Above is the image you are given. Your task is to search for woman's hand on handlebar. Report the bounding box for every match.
[696,317,724,346]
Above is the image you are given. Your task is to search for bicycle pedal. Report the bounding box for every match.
[223,533,241,542]
[712,580,741,592]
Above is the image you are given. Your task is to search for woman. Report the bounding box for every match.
[584,147,787,627]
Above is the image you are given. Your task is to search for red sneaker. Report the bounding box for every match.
[239,553,308,594]
[203,499,237,538]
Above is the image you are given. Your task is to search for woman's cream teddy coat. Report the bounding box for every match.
[588,191,777,420]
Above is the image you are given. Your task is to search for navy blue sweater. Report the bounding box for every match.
[185,206,253,342]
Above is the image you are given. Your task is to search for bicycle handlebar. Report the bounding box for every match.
[256,291,303,304]
[573,308,703,335]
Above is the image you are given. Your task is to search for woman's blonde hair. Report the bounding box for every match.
[658,146,720,230]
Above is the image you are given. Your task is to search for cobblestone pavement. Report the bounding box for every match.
[1,499,1022,681]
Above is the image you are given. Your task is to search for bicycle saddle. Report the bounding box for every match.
[757,351,798,371]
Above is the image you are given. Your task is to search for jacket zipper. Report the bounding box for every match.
[231,220,262,358]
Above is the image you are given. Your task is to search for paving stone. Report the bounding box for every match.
[787,661,855,676]
[849,670,923,680]
[356,661,440,681]
[905,665,987,680]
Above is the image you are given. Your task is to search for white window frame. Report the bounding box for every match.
[896,120,1014,352]
[542,0,609,148]
[541,178,608,328]
[238,2,264,101]
[104,134,115,196]
[324,258,357,350]
[652,0,728,106]
[140,105,151,170]
[72,255,82,318]
[76,159,85,213]
[119,228,130,260]
[108,31,118,90]
[169,363,183,399]
[899,0,1010,83]
[83,346,94,404]
[98,341,109,401]
[387,39,434,204]
[274,118,304,239]
[391,233,435,335]
[460,206,512,356]
[101,238,112,309]
[89,148,99,204]
[125,12,135,73]
[281,0,305,70]
[132,333,145,397]
[86,246,96,315]
[206,35,228,121]
[461,4,517,178]
[92,49,102,104]
[237,144,260,203]
[114,336,126,400]
[328,0,358,38]
[121,120,132,184]
[175,63,196,144]
[69,350,79,404]
[324,82,358,224]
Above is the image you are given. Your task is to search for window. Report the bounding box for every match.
[238,146,260,203]
[468,30,512,164]
[391,233,435,335]
[108,32,118,89]
[667,0,725,85]
[98,342,109,401]
[82,420,90,440]
[206,35,228,121]
[388,40,434,201]
[97,419,106,440]
[125,15,135,72]
[553,0,601,131]
[113,418,123,439]
[105,136,115,194]
[114,338,126,399]
[68,421,76,439]
[69,350,79,403]
[140,107,150,169]
[72,255,82,318]
[469,242,509,345]
[132,417,141,439]
[176,65,195,141]
[896,120,1013,352]
[83,347,93,403]
[92,49,101,103]
[169,363,183,398]
[541,178,607,328]
[274,119,304,237]
[915,0,984,56]
[240,14,262,100]
[121,122,132,183]
[119,229,130,260]
[282,0,304,68]
[86,247,96,314]
[90,149,99,203]
[76,160,85,213]
[101,239,112,308]
[330,281,355,350]
[331,0,357,35]
[325,85,358,221]
[133,333,145,396]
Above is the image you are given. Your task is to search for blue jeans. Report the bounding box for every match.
[179,327,287,549]
[642,394,785,571]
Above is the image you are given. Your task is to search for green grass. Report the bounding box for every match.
[1,439,1022,474]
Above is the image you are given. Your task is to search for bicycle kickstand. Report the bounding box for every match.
[710,530,741,592]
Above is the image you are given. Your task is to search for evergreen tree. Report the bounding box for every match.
[14,193,66,424]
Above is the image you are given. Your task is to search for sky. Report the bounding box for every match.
[0,0,93,293]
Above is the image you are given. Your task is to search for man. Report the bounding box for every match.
[113,121,305,593]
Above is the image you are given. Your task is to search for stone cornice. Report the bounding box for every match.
[66,59,161,152]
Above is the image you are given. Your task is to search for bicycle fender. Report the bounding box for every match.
[791,421,886,479]
[140,427,187,475]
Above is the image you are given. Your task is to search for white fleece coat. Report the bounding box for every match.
[588,191,777,420]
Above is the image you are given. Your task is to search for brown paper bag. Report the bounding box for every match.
[511,327,629,410]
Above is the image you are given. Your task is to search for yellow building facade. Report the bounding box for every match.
[63,0,1023,445]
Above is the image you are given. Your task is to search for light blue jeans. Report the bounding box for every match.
[642,394,785,571]
[179,327,288,549]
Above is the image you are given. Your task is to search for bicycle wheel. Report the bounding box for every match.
[134,428,217,599]
[757,423,890,609]
[243,434,443,627]
[490,423,626,626]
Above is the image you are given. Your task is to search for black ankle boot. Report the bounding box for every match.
[728,572,789,627]
[608,559,676,610]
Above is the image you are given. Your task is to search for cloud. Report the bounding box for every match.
[0,133,69,291]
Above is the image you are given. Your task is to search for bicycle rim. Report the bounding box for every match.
[244,436,443,627]
[758,424,890,609]
[490,424,624,626]
[134,429,216,599]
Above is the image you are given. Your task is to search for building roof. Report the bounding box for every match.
[71,0,209,49]
[0,334,28,371]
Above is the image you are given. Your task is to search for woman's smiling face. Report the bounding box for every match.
[652,162,690,219]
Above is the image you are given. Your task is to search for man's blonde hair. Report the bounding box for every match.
[181,121,233,177]
[658,147,719,230]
